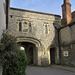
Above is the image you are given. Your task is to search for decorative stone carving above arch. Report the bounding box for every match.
[16,19,33,33]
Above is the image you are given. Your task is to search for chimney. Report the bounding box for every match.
[64,0,69,3]
[62,0,72,26]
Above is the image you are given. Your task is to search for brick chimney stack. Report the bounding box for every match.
[62,0,72,26]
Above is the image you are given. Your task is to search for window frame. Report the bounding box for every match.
[19,22,22,32]
[29,23,32,32]
[45,24,48,33]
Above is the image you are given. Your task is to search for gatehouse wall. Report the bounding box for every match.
[8,8,61,66]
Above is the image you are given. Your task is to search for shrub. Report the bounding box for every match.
[0,33,28,75]
[3,51,28,75]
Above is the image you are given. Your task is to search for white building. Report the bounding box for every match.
[0,0,10,75]
[0,0,10,39]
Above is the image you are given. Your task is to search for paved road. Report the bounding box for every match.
[26,66,75,75]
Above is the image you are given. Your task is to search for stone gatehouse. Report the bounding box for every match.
[8,7,61,66]
[7,0,75,67]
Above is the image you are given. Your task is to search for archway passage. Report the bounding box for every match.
[50,48,56,64]
[18,42,37,65]
[28,47,33,64]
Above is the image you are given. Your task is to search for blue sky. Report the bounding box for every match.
[10,0,75,17]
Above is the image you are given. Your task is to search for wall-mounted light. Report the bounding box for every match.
[20,46,25,51]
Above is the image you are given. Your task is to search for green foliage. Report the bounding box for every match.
[0,33,18,64]
[0,33,28,75]
[3,51,28,75]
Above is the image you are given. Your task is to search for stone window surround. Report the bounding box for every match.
[19,22,22,31]
[43,23,49,34]
[16,20,32,33]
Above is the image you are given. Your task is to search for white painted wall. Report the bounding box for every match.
[0,0,6,75]
[0,0,6,39]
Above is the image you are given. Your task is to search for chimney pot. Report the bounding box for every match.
[64,0,69,3]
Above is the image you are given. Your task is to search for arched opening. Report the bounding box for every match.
[17,37,42,66]
[29,47,33,64]
[18,42,37,65]
[50,47,56,64]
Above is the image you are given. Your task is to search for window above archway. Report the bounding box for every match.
[43,23,49,34]
[19,22,22,31]
[16,20,32,33]
[45,25,48,33]
[29,23,31,32]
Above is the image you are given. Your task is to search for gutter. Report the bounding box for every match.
[6,0,10,29]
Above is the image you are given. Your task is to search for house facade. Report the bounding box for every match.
[60,0,75,66]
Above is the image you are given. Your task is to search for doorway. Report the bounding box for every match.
[50,48,55,64]
[18,42,37,65]
[28,47,33,64]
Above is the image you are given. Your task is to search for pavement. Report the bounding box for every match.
[50,65,75,73]
[26,65,75,75]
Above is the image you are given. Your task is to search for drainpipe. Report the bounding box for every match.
[6,0,10,29]
[54,26,61,64]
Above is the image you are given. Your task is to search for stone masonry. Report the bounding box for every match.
[8,8,61,66]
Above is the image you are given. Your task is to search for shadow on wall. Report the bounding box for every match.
[49,16,61,65]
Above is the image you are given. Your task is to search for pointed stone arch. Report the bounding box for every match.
[47,45,59,65]
[17,37,42,66]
